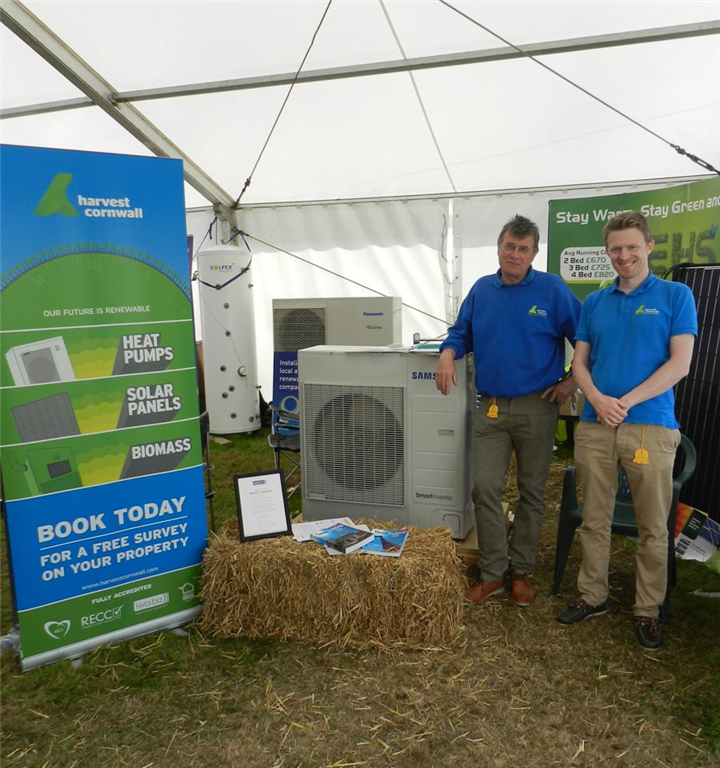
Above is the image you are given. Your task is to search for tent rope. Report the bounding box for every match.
[438,0,720,176]
[232,0,334,208]
[239,230,450,326]
[671,145,719,173]
[379,0,458,193]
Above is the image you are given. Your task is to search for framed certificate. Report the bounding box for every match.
[234,470,292,542]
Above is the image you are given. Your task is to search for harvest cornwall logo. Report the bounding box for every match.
[34,173,79,217]
[635,305,660,315]
[34,173,144,219]
[44,619,71,640]
[528,305,548,317]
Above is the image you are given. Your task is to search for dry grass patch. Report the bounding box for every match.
[2,442,719,768]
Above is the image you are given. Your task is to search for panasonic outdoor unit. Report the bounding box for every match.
[299,345,474,539]
[273,296,402,352]
[273,296,402,413]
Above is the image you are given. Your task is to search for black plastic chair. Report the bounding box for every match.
[199,411,216,531]
[552,434,697,623]
[267,403,301,499]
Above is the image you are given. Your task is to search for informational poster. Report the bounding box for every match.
[273,351,300,414]
[0,145,208,670]
[547,176,720,300]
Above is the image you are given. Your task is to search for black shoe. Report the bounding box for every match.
[635,616,663,649]
[557,599,608,625]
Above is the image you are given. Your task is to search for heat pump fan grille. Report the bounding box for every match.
[305,384,404,505]
[21,348,62,384]
[274,308,326,353]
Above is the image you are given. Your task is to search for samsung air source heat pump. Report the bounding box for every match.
[299,346,474,539]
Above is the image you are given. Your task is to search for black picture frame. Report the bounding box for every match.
[234,469,292,543]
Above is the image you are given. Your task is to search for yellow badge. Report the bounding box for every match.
[633,448,649,465]
[487,404,499,419]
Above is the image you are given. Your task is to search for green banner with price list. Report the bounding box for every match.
[547,177,720,300]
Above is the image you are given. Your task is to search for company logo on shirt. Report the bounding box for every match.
[635,305,660,316]
[528,305,548,317]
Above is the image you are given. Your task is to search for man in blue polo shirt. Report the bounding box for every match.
[436,214,581,607]
[557,211,697,650]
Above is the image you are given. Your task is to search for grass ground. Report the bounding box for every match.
[2,429,719,768]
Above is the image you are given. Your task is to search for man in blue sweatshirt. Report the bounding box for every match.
[437,214,581,606]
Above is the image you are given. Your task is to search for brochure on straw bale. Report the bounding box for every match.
[310,522,374,554]
[361,529,409,557]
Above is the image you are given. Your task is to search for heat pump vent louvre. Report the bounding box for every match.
[274,308,326,353]
[21,348,62,384]
[304,383,404,506]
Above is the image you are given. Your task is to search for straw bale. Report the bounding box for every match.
[200,519,465,651]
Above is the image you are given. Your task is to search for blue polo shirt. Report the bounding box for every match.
[576,273,697,428]
[440,267,581,397]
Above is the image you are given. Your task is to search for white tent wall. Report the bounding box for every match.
[188,197,451,405]
[187,173,705,401]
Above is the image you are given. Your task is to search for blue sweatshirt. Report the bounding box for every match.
[440,267,581,398]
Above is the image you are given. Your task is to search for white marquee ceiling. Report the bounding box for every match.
[1,0,719,207]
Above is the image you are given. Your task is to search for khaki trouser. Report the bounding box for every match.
[574,421,680,618]
[473,392,559,582]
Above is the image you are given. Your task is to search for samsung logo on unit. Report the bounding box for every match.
[411,371,436,380]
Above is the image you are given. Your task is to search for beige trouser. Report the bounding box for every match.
[574,421,680,618]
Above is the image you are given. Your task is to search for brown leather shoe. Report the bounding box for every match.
[510,572,534,606]
[463,578,505,604]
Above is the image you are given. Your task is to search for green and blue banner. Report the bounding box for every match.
[547,177,720,299]
[0,145,208,670]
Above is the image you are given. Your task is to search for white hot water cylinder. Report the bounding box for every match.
[196,242,261,434]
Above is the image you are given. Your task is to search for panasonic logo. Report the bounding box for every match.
[363,311,384,316]
[411,372,436,380]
